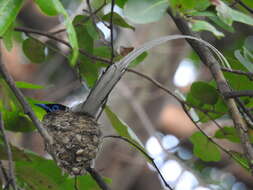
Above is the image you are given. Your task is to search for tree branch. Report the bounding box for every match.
[223,90,253,98]
[168,9,253,170]
[127,67,252,170]
[126,68,224,115]
[86,167,111,190]
[109,0,115,62]
[0,49,53,145]
[231,0,253,14]
[0,161,9,186]
[51,0,106,35]
[0,113,17,190]
[221,67,253,81]
[233,98,253,130]
[103,135,173,190]
[14,27,111,64]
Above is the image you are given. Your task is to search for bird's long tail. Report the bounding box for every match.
[78,35,227,118]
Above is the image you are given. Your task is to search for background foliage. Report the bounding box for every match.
[1,0,253,189]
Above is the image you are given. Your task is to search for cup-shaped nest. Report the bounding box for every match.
[42,110,101,176]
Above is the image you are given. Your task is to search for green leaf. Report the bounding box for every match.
[116,0,128,8]
[124,0,168,24]
[105,106,143,145]
[22,38,46,63]
[16,81,44,89]
[72,175,111,190]
[63,17,79,67]
[16,160,64,190]
[105,105,147,150]
[243,0,253,8]
[129,52,148,67]
[1,143,112,190]
[38,0,79,66]
[91,0,127,10]
[208,14,234,33]
[93,46,112,67]
[34,0,59,16]
[102,12,135,30]
[2,23,14,51]
[11,147,110,190]
[170,0,210,12]
[0,0,24,36]
[31,105,46,121]
[230,151,250,170]
[105,106,155,163]
[79,61,99,87]
[0,141,34,161]
[3,110,35,132]
[0,143,61,189]
[190,132,221,162]
[234,49,253,72]
[16,159,109,190]
[250,130,253,144]
[230,7,253,26]
[73,15,99,87]
[189,11,234,32]
[214,126,240,143]
[224,57,253,91]
[86,20,100,40]
[216,1,233,26]
[216,1,253,26]
[186,81,227,123]
[190,81,219,105]
[191,20,224,38]
[93,46,111,58]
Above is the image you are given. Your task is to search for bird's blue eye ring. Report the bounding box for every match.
[51,105,60,111]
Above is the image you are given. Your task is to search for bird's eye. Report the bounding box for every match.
[51,105,60,111]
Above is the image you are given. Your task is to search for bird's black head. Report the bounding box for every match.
[35,104,68,113]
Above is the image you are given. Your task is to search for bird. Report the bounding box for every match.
[35,103,101,176]
[35,35,167,176]
[34,49,133,175]
[35,40,140,176]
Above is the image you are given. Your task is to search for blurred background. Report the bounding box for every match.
[1,0,253,189]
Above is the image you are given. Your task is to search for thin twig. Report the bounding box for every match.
[127,68,230,137]
[0,160,9,188]
[86,0,105,41]
[74,176,79,190]
[0,49,53,145]
[238,2,253,14]
[0,113,17,190]
[235,98,253,125]
[86,167,111,190]
[14,27,111,64]
[168,9,253,171]
[103,135,173,190]
[231,0,253,14]
[127,67,251,170]
[126,68,224,115]
[181,103,249,169]
[3,179,14,190]
[109,0,115,62]
[126,68,182,102]
[221,67,253,81]
[51,1,106,35]
[223,90,253,98]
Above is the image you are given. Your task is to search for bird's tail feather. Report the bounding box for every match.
[79,35,225,118]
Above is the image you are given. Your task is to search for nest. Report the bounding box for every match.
[42,110,101,176]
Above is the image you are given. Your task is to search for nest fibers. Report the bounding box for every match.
[42,110,101,176]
